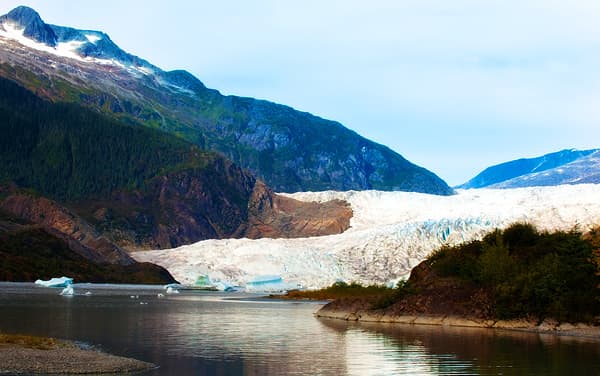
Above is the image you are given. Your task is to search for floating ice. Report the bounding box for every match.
[59,285,74,296]
[34,276,73,288]
[213,280,235,292]
[165,286,179,294]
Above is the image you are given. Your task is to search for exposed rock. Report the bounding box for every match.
[0,192,134,265]
[74,167,351,250]
[0,209,176,284]
[243,181,352,239]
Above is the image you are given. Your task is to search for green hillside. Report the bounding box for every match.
[0,76,216,201]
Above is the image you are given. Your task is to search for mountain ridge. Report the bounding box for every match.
[0,6,453,194]
[458,148,600,189]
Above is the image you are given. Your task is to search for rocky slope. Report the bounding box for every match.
[0,190,133,265]
[0,6,453,194]
[458,148,600,189]
[0,209,176,284]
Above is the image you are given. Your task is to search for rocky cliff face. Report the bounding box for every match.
[243,181,352,239]
[74,169,352,250]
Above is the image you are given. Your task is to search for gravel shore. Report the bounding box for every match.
[0,335,156,375]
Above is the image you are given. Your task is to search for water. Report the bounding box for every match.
[0,282,599,375]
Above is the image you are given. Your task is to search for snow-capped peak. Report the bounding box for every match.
[0,6,206,96]
[0,6,149,69]
[0,6,57,46]
[85,33,102,44]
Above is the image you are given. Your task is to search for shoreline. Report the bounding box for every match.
[0,334,156,375]
[315,306,600,341]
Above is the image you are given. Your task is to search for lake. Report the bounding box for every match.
[0,282,598,375]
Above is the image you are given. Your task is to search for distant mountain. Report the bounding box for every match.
[457,149,600,189]
[0,6,452,195]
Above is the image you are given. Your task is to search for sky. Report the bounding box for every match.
[2,1,600,186]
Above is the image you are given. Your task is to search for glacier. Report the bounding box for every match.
[133,185,600,290]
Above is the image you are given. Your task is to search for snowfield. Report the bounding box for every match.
[133,185,600,290]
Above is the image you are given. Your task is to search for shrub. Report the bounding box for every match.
[426,223,600,321]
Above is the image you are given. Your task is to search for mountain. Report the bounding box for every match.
[0,76,351,251]
[0,6,452,195]
[457,148,600,189]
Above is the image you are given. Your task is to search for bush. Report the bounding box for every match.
[427,223,600,322]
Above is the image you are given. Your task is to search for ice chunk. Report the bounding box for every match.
[166,286,179,294]
[59,285,74,296]
[213,281,235,292]
[35,276,73,288]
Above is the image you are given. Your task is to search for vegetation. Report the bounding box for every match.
[0,76,216,201]
[427,223,600,322]
[283,281,393,300]
[281,280,415,309]
[1,59,454,194]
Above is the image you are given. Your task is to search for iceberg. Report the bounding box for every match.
[59,285,74,296]
[35,276,73,288]
[165,286,180,294]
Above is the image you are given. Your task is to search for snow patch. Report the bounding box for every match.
[0,22,121,67]
[85,33,101,44]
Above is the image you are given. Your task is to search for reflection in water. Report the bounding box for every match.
[0,283,599,375]
[321,318,600,375]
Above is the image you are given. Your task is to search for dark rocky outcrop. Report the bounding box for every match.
[0,192,134,265]
[0,209,176,284]
[243,181,352,239]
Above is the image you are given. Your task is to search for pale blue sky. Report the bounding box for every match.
[2,1,600,185]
